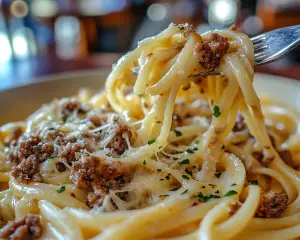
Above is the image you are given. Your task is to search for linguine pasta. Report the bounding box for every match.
[1,23,300,240]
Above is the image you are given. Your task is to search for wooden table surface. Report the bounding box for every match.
[0,53,299,91]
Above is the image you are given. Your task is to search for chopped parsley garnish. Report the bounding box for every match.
[195,140,200,144]
[248,180,259,185]
[231,183,237,186]
[179,159,190,165]
[201,186,206,188]
[213,106,221,118]
[215,190,220,194]
[157,169,162,172]
[178,26,185,30]
[182,175,190,180]
[160,178,164,181]
[224,190,238,197]
[57,186,66,193]
[159,194,169,197]
[186,146,198,154]
[156,121,161,124]
[174,129,182,137]
[221,145,225,150]
[159,146,163,149]
[193,192,220,202]
[48,127,55,130]
[186,149,194,154]
[143,160,146,165]
[215,172,222,178]
[48,156,57,159]
[148,138,156,145]
[185,169,192,176]
[181,189,188,195]
[208,184,217,188]
[170,187,180,191]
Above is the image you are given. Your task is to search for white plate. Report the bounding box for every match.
[0,71,299,124]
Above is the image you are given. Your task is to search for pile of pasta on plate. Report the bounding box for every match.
[0,23,299,240]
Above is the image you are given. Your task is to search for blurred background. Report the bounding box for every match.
[0,0,299,89]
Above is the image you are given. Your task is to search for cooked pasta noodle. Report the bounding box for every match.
[0,23,300,240]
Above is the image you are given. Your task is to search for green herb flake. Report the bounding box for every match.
[48,127,56,131]
[182,175,190,180]
[201,186,206,188]
[160,178,165,181]
[224,190,238,197]
[159,146,163,149]
[170,187,180,191]
[185,169,192,176]
[57,186,66,193]
[213,106,221,118]
[231,183,237,186]
[193,192,220,202]
[195,140,200,144]
[186,149,194,154]
[208,184,217,188]
[179,159,190,165]
[148,138,156,145]
[159,194,169,197]
[48,156,57,159]
[181,189,188,195]
[215,190,220,194]
[156,121,162,124]
[248,180,259,185]
[186,147,198,154]
[221,145,225,150]
[157,169,162,172]
[174,129,182,137]
[143,160,146,165]
[215,172,222,178]
[178,26,185,30]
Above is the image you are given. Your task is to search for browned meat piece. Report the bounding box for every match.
[89,115,107,127]
[56,162,66,172]
[6,135,54,165]
[0,214,42,240]
[196,33,229,71]
[105,124,132,156]
[61,99,91,120]
[256,192,288,218]
[61,140,87,163]
[70,155,133,208]
[11,155,42,183]
[183,24,196,37]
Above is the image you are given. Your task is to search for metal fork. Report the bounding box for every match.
[251,25,300,66]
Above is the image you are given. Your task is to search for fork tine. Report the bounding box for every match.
[251,35,266,44]
[251,25,300,65]
[254,42,268,51]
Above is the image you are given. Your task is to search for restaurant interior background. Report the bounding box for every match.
[0,0,299,90]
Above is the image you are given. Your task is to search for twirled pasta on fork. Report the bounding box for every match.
[1,23,300,240]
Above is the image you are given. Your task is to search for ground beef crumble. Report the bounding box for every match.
[70,155,133,208]
[61,99,91,120]
[0,214,42,240]
[256,192,288,218]
[196,33,229,71]
[105,124,132,156]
